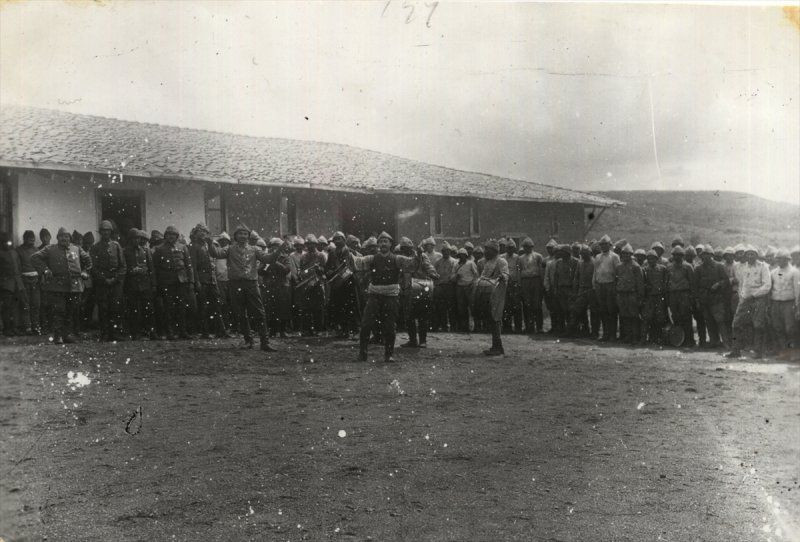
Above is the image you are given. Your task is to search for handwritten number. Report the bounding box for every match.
[402,1,415,23]
[425,2,438,28]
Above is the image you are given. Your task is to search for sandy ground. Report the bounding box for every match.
[1,332,798,542]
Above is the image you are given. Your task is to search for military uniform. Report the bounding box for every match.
[326,235,360,338]
[642,258,668,344]
[552,248,577,335]
[189,230,226,338]
[614,250,645,344]
[501,242,523,334]
[518,239,545,333]
[263,240,294,337]
[31,229,92,343]
[400,239,438,347]
[453,252,479,332]
[592,242,620,341]
[569,253,597,337]
[473,245,509,355]
[16,236,40,334]
[152,226,194,339]
[90,223,127,340]
[123,230,157,339]
[666,253,696,347]
[296,236,327,337]
[432,249,457,332]
[694,255,731,347]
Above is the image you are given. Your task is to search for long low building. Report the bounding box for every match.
[0,105,622,246]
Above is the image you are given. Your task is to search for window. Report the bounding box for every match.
[469,199,480,236]
[430,199,443,235]
[280,194,297,236]
[204,185,226,234]
[0,170,13,236]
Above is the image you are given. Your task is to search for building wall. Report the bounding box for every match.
[224,185,281,238]
[296,189,340,237]
[12,169,205,244]
[477,200,586,248]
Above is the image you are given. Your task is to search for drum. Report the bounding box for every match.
[662,324,685,347]
[410,278,434,299]
[329,266,353,291]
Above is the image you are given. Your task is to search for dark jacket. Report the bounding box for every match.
[189,242,216,285]
[152,241,193,286]
[0,249,22,293]
[31,244,92,293]
[90,240,127,282]
[124,245,156,293]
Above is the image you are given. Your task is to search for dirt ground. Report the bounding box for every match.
[1,332,798,542]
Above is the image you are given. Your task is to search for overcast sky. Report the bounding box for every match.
[1,1,798,203]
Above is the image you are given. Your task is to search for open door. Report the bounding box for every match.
[98,188,144,238]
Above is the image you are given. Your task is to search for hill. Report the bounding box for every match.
[591,191,800,250]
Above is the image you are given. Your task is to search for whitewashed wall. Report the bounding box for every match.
[14,170,206,244]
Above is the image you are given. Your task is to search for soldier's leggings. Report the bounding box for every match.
[520,276,544,333]
[126,290,156,337]
[196,282,225,335]
[95,281,124,338]
[360,293,399,359]
[20,276,40,332]
[229,279,267,339]
[594,282,617,340]
[668,290,694,346]
[49,292,80,340]
[159,284,191,337]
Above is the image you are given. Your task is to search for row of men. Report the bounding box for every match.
[0,223,798,360]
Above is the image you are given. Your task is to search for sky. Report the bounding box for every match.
[1,1,798,203]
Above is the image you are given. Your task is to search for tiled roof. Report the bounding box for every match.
[0,105,623,207]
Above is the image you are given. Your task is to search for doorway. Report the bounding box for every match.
[98,189,144,237]
[338,193,397,240]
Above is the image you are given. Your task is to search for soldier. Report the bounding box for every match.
[289,236,306,332]
[694,245,731,349]
[38,228,51,250]
[206,224,283,350]
[214,232,234,334]
[80,232,96,330]
[727,246,772,358]
[152,225,194,340]
[682,245,707,346]
[769,248,799,351]
[432,242,457,332]
[189,224,226,339]
[90,220,127,341]
[552,244,577,336]
[614,244,645,344]
[543,238,559,333]
[713,247,724,263]
[473,246,485,274]
[16,230,41,335]
[473,240,509,356]
[347,231,424,362]
[633,248,647,267]
[31,227,92,344]
[642,249,668,345]
[326,231,359,338]
[0,232,23,336]
[37,228,53,333]
[124,229,158,340]
[296,233,327,337]
[422,237,442,267]
[666,246,696,347]
[568,245,597,337]
[453,247,479,332]
[501,238,522,334]
[317,236,329,265]
[263,238,294,338]
[464,242,475,261]
[592,234,620,341]
[346,234,361,254]
[519,237,544,334]
[399,237,438,348]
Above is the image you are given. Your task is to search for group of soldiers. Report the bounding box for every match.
[0,222,798,361]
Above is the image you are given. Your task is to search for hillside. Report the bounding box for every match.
[591,191,800,249]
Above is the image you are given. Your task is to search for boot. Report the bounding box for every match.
[260,331,276,352]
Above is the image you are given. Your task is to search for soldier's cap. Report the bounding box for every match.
[620,243,634,254]
[743,244,757,254]
[99,220,114,231]
[393,244,400,252]
[23,230,36,240]
[72,229,82,239]
[39,228,51,238]
[695,244,705,252]
[634,248,646,256]
[646,249,658,258]
[598,234,612,244]
[378,231,393,242]
[56,226,70,237]
[327,242,336,251]
[473,245,484,254]
[521,237,534,248]
[765,245,778,257]
[256,238,267,248]
[233,223,251,236]
[164,225,179,236]
[399,236,414,248]
[570,242,581,250]
[614,239,628,249]
[650,241,665,250]
[331,231,345,241]
[305,233,318,244]
[733,243,746,253]
[723,246,735,255]
[499,238,508,246]
[671,245,685,255]
[194,223,210,234]
[317,235,328,244]
[441,241,452,251]
[248,230,260,240]
[555,244,569,254]
[136,229,149,240]
[546,238,559,248]
[506,238,517,249]
[671,236,684,247]
[422,236,436,246]
[580,245,592,255]
[83,231,95,243]
[484,239,500,251]
[685,246,697,256]
[149,230,163,242]
[464,241,474,249]
[127,228,140,239]
[775,248,790,259]
[346,234,360,245]
[292,235,305,246]
[714,248,723,257]
[362,237,377,248]
[790,245,800,255]
[457,248,468,256]
[218,231,231,242]
[269,237,283,247]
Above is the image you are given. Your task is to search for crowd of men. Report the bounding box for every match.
[0,221,798,362]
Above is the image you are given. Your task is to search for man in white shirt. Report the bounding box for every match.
[727,246,772,358]
[769,248,800,350]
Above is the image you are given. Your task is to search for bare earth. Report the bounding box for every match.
[1,333,798,542]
